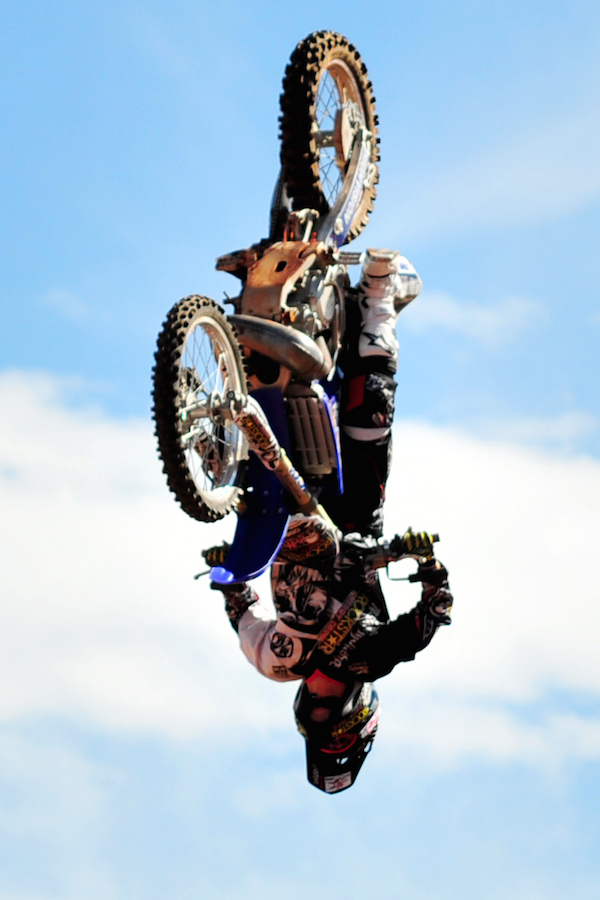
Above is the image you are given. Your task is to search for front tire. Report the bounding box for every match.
[152,296,248,522]
[279,31,379,243]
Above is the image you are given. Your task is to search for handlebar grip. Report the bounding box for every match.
[408,561,448,584]
[388,530,439,560]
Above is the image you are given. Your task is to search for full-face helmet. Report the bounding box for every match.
[294,679,380,794]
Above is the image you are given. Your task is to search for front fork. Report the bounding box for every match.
[181,388,334,525]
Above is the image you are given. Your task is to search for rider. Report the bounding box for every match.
[212,250,453,794]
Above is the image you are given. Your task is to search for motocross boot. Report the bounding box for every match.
[358,249,422,361]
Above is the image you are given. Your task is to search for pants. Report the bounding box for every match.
[325,296,397,537]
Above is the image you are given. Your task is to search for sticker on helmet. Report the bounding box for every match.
[324,772,352,793]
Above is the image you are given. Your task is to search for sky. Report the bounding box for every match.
[1,1,600,898]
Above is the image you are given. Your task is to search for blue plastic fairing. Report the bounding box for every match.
[210,389,291,584]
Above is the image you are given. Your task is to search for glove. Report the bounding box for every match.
[416,559,452,624]
[210,581,258,632]
[339,532,378,566]
[413,559,453,645]
[202,542,231,567]
[420,585,453,625]
[390,528,438,561]
[409,558,449,586]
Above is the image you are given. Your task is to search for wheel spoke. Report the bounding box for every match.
[279,32,378,241]
[174,311,246,499]
[319,147,343,205]
[316,71,340,130]
[314,69,357,206]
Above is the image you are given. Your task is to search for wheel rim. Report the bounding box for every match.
[177,315,246,503]
[314,60,366,208]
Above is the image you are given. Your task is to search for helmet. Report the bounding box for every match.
[294,679,380,794]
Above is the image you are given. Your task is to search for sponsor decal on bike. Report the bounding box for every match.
[238,414,279,466]
[287,463,307,488]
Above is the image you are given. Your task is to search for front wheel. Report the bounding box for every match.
[152,296,248,522]
[279,31,379,243]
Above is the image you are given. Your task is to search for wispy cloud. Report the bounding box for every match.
[391,99,600,239]
[1,370,600,771]
[403,291,542,344]
[40,289,91,322]
[476,410,598,452]
[0,369,289,738]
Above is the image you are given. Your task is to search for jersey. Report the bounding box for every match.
[222,550,429,684]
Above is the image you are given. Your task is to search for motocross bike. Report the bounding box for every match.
[152,32,418,583]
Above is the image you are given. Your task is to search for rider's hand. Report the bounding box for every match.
[210,581,258,633]
[339,532,378,566]
[413,558,449,587]
[420,584,453,625]
[414,559,452,625]
[203,543,231,567]
[414,560,453,634]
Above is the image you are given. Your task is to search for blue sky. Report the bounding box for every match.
[1,2,600,898]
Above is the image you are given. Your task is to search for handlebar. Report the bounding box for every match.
[356,529,440,574]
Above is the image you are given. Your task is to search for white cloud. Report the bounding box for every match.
[476,410,597,452]
[379,419,600,766]
[1,370,600,769]
[0,369,293,739]
[402,291,541,344]
[0,731,106,846]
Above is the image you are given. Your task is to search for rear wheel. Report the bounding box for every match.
[279,31,379,243]
[152,296,248,522]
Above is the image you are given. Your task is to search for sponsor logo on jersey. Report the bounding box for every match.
[272,665,290,678]
[318,593,369,655]
[270,632,294,658]
[328,627,364,668]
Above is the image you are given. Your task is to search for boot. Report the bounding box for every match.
[357,249,422,360]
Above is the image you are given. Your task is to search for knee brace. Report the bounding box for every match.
[341,371,397,442]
